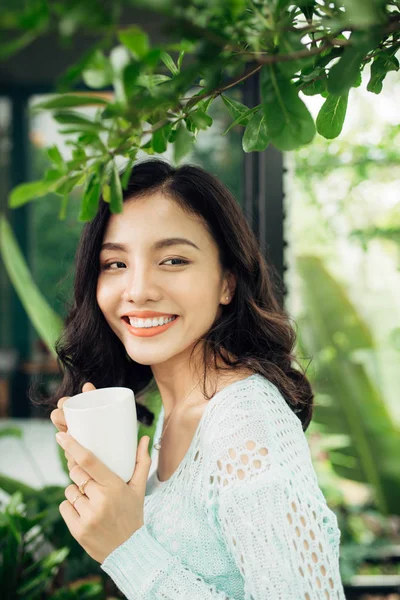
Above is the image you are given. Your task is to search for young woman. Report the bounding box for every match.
[49,159,346,599]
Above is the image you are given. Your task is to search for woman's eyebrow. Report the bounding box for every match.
[100,242,127,253]
[100,237,200,253]
[153,237,200,251]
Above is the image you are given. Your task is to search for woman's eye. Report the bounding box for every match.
[162,258,189,266]
[102,261,126,270]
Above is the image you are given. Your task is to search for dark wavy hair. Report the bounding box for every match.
[34,158,314,430]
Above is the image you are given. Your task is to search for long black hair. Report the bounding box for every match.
[34,158,314,430]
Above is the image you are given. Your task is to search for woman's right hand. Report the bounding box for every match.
[50,382,96,471]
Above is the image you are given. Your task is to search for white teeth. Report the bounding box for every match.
[128,316,176,328]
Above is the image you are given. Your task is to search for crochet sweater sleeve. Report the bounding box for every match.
[101,391,344,599]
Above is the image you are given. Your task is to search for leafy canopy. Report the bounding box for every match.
[2,0,399,220]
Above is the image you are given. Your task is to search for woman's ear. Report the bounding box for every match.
[222,271,237,302]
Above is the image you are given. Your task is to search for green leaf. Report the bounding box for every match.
[152,123,172,153]
[136,73,171,91]
[82,49,113,89]
[143,48,162,70]
[298,0,316,21]
[301,76,328,96]
[110,162,124,214]
[47,146,65,171]
[17,551,68,596]
[222,95,253,125]
[102,184,111,203]
[328,50,363,95]
[122,61,142,98]
[187,110,213,131]
[121,156,136,189]
[314,47,344,71]
[352,70,362,88]
[367,51,400,94]
[316,92,349,139]
[18,0,50,30]
[177,49,185,71]
[79,174,101,222]
[300,65,328,96]
[339,0,387,27]
[273,0,292,15]
[0,216,63,355]
[168,128,177,143]
[53,111,105,131]
[222,105,261,135]
[173,123,195,164]
[278,31,312,77]
[261,65,315,151]
[160,51,179,76]
[196,96,214,114]
[32,94,108,111]
[41,547,70,570]
[110,45,132,105]
[0,474,39,501]
[55,174,84,196]
[118,25,149,59]
[59,194,69,220]
[242,112,270,152]
[9,179,59,208]
[72,146,87,161]
[328,31,378,95]
[0,31,37,60]
[45,167,64,183]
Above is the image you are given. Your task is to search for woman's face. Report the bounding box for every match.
[96,192,234,368]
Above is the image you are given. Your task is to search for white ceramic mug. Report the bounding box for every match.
[63,387,138,482]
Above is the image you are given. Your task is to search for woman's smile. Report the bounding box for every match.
[122,315,180,338]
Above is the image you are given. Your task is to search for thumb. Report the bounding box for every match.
[82,382,96,393]
[128,436,152,489]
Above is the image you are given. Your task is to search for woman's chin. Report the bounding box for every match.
[124,345,178,367]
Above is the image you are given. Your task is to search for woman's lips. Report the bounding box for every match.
[123,316,179,338]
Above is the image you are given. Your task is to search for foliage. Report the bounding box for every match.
[0,490,107,599]
[296,256,400,516]
[338,504,400,581]
[1,0,399,220]
[0,215,64,356]
[292,112,400,361]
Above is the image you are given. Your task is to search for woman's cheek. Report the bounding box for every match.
[95,285,107,315]
[96,277,118,312]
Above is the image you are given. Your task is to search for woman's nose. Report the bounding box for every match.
[121,265,160,304]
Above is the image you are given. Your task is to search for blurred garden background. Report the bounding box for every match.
[0,1,399,598]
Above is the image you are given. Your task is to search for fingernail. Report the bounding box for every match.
[56,432,67,446]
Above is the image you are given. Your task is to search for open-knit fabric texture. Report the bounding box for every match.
[101,373,346,599]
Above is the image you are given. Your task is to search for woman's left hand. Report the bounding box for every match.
[56,431,152,564]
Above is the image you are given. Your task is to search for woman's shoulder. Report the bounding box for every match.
[200,372,313,487]
[211,370,290,414]
[202,370,304,446]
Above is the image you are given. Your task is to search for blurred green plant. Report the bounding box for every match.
[292,117,400,368]
[0,215,64,357]
[338,504,400,581]
[1,0,399,220]
[0,490,107,599]
[296,255,400,516]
